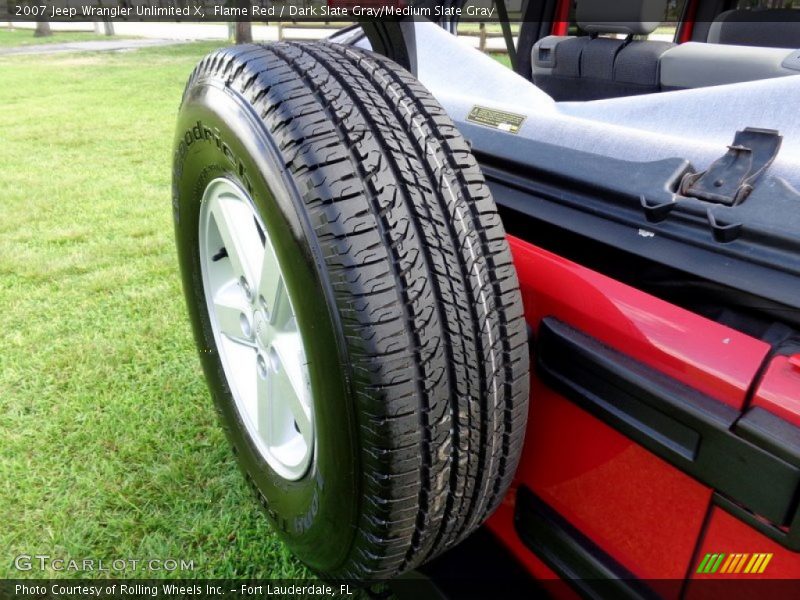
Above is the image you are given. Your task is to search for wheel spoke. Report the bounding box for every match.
[210,192,264,288]
[270,280,295,330]
[270,368,312,448]
[213,284,255,346]
[270,334,312,446]
[226,342,259,417]
[258,240,283,320]
[256,364,275,444]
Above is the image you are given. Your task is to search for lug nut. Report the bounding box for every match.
[258,294,271,320]
[257,354,268,379]
[240,276,253,301]
[239,313,252,338]
[268,347,280,372]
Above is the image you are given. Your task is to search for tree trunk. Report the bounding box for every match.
[34,21,52,38]
[233,0,251,44]
[235,22,252,44]
[103,19,115,36]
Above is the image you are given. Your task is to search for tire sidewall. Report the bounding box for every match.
[172,79,358,572]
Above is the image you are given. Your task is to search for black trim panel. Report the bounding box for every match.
[461,122,800,321]
[514,487,659,600]
[536,317,800,550]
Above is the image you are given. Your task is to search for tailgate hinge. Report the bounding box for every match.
[679,127,782,206]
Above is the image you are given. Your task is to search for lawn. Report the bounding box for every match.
[0,28,120,47]
[0,40,509,582]
[0,41,310,580]
[488,52,512,69]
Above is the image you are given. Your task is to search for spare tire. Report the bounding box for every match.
[172,41,529,580]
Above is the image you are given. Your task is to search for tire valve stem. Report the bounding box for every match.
[211,247,228,262]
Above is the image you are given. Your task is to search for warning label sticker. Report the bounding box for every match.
[466,106,526,134]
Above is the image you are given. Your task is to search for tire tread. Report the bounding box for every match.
[182,41,529,580]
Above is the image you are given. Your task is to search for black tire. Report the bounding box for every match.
[173,41,529,580]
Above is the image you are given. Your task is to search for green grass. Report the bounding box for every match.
[0,42,311,580]
[488,52,512,69]
[0,41,510,582]
[653,25,678,36]
[0,28,121,48]
[457,23,522,35]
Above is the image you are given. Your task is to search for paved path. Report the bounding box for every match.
[0,38,186,56]
[1,24,522,56]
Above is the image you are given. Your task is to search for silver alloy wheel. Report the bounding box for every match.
[198,178,314,481]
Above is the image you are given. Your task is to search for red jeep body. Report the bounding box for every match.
[481,0,800,591]
[487,235,800,587]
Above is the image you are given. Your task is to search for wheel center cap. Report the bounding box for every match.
[254,311,272,348]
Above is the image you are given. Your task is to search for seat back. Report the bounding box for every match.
[660,42,800,90]
[708,9,800,49]
[532,0,674,101]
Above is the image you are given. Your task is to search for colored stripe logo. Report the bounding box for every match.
[696,552,773,574]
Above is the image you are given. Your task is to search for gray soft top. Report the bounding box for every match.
[409,21,800,192]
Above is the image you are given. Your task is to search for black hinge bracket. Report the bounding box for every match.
[679,127,782,206]
[536,317,800,551]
